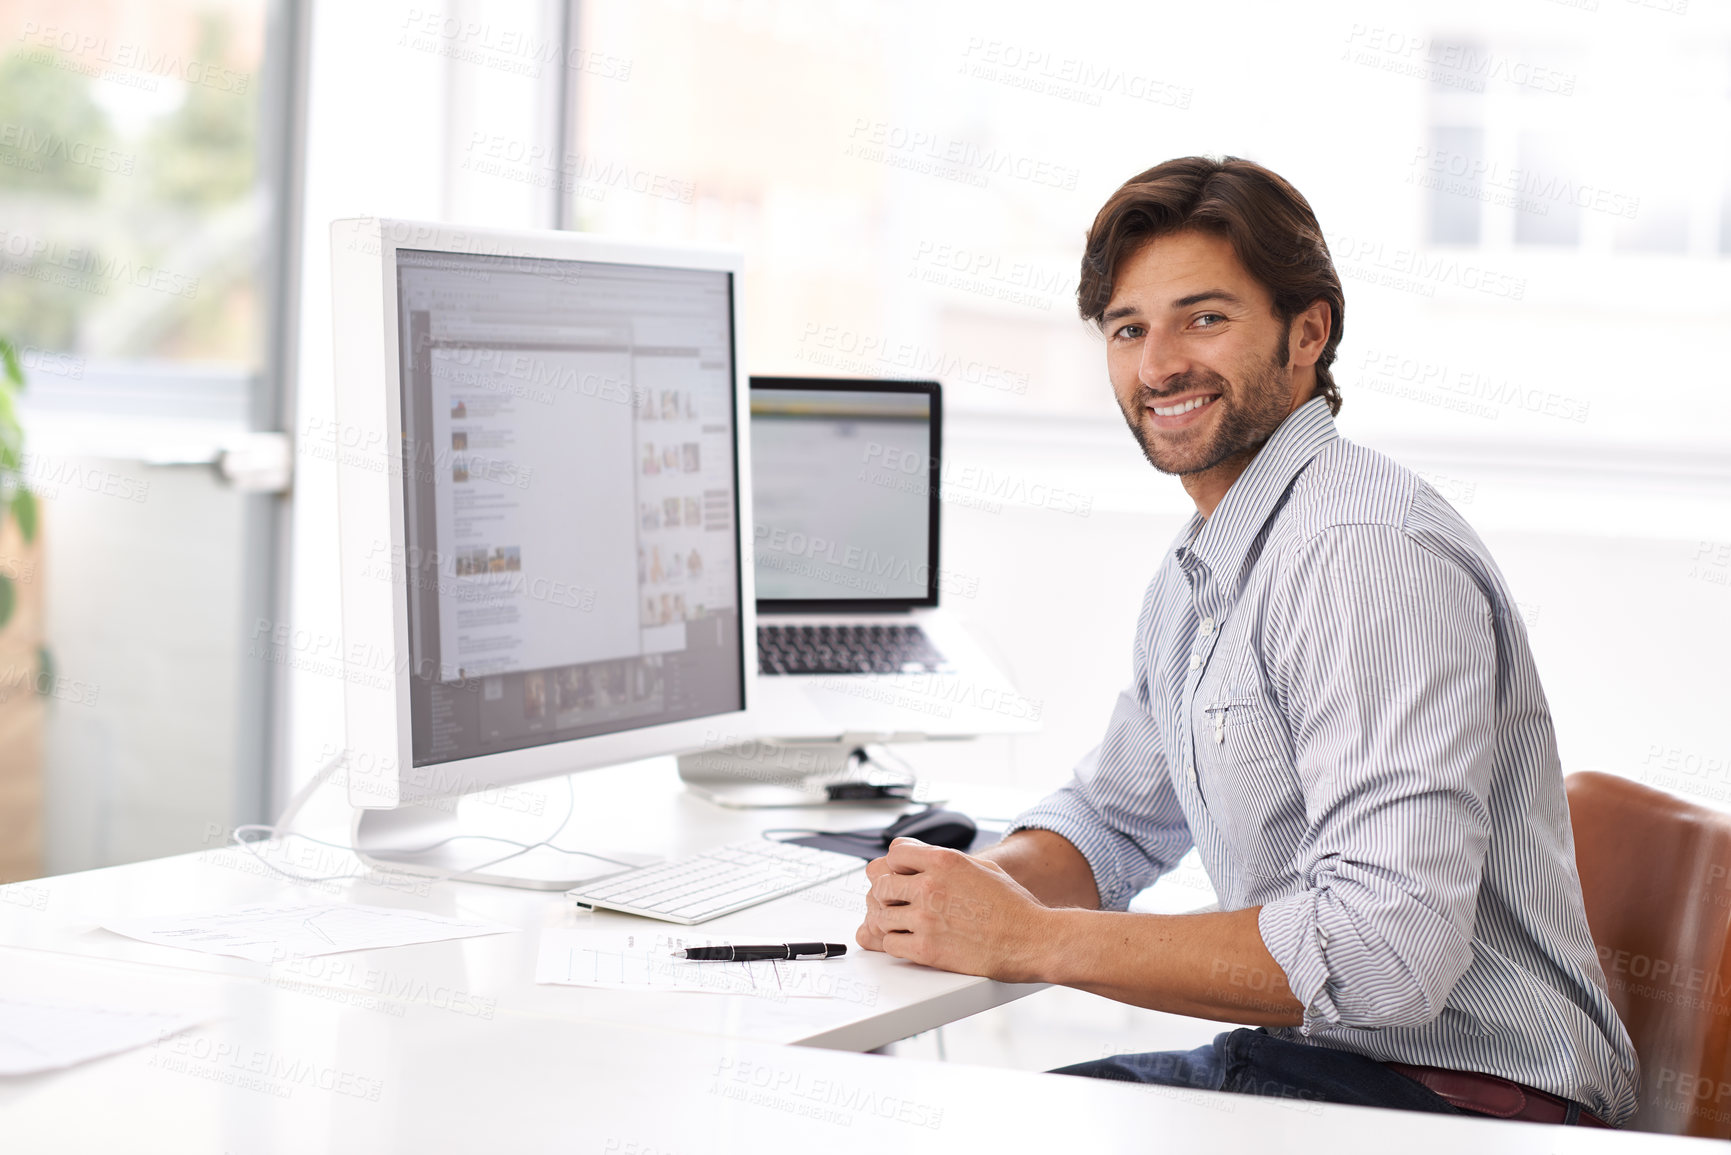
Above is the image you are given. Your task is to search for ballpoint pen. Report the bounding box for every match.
[670,942,848,961]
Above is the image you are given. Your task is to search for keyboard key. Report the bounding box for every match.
[757,623,948,676]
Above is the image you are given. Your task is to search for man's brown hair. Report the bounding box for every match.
[1078,156,1345,415]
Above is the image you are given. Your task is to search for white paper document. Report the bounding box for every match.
[536,929,855,999]
[102,902,519,963]
[0,995,207,1076]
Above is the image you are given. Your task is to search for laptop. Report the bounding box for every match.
[743,376,1039,744]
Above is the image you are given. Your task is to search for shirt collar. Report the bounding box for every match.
[1176,396,1339,587]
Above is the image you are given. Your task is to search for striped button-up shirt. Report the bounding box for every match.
[1011,397,1639,1123]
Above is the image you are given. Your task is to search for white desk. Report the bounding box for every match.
[0,760,1046,1052]
[4,761,1716,1151]
[2,946,1708,1154]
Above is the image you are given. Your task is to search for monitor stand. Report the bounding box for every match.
[675,738,942,809]
[349,801,655,891]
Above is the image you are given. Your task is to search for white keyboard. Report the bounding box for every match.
[565,838,866,925]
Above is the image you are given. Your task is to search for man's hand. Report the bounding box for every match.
[856,837,1055,983]
[854,835,1304,1027]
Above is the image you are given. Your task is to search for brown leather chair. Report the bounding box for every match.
[1567,771,1731,1137]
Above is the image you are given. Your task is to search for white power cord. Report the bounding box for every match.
[230,750,632,887]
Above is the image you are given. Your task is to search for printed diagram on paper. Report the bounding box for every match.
[536,929,835,998]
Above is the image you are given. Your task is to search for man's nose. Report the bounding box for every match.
[1137,332,1188,391]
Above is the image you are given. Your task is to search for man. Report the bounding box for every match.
[856,156,1638,1126]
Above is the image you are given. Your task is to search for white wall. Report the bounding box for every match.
[285,0,1731,820]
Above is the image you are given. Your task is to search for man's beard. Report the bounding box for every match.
[1120,335,1295,477]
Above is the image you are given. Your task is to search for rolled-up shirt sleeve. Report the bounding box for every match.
[1257,522,1497,1034]
[1008,595,1193,910]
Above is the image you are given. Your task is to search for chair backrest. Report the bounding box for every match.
[1566,771,1731,1137]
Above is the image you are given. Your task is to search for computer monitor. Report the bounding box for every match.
[328,218,754,887]
[749,378,940,611]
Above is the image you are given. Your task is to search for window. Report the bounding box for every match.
[0,0,292,873]
[0,6,265,385]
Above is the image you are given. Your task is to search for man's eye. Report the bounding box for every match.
[1114,324,1145,340]
[1193,313,1226,328]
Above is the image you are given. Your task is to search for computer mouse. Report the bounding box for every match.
[881,808,977,851]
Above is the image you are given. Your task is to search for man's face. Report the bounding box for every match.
[1102,229,1306,478]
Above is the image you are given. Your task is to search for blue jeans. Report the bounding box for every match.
[1051,1028,1464,1115]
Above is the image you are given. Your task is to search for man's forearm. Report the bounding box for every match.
[862,837,1304,1026]
[1041,905,1303,1027]
[974,828,1101,909]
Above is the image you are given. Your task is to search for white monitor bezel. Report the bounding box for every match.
[330,217,757,808]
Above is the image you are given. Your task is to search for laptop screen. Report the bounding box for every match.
[749,378,940,611]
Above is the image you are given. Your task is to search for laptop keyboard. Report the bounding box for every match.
[758,623,949,676]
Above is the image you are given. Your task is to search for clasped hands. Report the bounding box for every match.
[854,837,1052,983]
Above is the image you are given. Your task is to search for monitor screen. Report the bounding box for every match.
[393,249,743,767]
[749,380,937,607]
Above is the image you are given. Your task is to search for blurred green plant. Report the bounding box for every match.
[149,13,255,206]
[0,49,112,196]
[0,50,111,351]
[0,336,35,634]
[0,267,80,354]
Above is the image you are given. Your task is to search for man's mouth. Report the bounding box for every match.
[1147,392,1220,418]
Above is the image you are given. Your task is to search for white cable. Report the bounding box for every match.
[231,754,630,888]
[859,743,919,787]
[271,745,347,837]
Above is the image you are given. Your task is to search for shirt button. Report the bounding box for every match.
[1200,617,1215,635]
[1189,654,1201,671]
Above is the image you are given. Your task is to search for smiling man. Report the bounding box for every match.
[856,156,1638,1126]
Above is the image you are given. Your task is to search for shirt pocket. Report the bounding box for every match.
[1194,690,1304,881]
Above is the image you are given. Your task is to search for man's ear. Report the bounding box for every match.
[1288,299,1331,369]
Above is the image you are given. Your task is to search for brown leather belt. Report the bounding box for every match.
[1385,1062,1611,1127]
